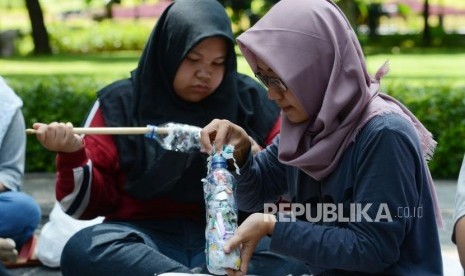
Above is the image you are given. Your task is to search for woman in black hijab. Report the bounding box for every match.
[33,0,308,274]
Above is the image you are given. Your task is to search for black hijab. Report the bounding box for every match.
[98,0,279,200]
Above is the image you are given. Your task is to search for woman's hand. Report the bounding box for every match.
[224,213,277,276]
[200,119,251,166]
[33,122,83,153]
[249,136,262,155]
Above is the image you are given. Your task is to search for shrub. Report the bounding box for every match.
[7,76,106,172]
[5,77,465,179]
[47,20,153,54]
[386,82,465,179]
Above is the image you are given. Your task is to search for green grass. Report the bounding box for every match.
[365,49,465,86]
[1,48,464,87]
[0,52,140,81]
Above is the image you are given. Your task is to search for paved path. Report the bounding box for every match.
[6,174,464,275]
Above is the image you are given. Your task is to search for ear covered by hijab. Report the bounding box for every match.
[237,0,442,227]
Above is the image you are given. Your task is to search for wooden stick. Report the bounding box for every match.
[25,126,169,135]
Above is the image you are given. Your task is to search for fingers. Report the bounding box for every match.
[225,268,244,276]
[237,242,253,275]
[224,234,251,276]
[200,119,251,161]
[200,119,235,154]
[33,122,53,146]
[223,235,241,275]
[0,238,15,250]
[249,136,261,155]
[32,122,83,153]
[223,240,251,276]
[200,119,218,154]
[32,122,46,131]
[223,213,272,275]
[213,121,235,154]
[223,233,242,254]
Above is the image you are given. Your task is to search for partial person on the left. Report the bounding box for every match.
[0,76,41,269]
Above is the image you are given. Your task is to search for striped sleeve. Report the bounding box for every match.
[56,100,120,219]
[60,159,92,218]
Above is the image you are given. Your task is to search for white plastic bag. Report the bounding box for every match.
[36,202,104,267]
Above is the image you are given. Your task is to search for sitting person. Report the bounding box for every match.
[452,155,465,269]
[32,0,308,275]
[0,76,41,267]
[200,0,443,274]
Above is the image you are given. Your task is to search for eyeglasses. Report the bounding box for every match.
[254,72,288,92]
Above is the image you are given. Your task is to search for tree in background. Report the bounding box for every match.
[423,0,431,45]
[218,0,279,36]
[337,0,359,31]
[94,0,122,19]
[25,0,51,55]
[22,0,123,55]
[12,0,440,56]
[367,2,387,39]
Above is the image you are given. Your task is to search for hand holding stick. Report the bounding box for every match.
[28,122,201,153]
[25,126,169,135]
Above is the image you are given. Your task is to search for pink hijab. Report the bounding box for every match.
[237,0,442,227]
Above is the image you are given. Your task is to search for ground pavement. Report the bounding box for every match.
[5,174,464,276]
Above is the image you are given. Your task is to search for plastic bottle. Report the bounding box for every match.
[145,122,201,152]
[203,154,241,275]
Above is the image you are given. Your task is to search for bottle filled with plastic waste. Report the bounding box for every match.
[203,153,241,275]
[145,122,201,152]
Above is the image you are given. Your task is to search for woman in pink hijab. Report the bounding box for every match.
[200,0,443,275]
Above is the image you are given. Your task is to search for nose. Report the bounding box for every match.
[267,86,283,100]
[196,68,211,80]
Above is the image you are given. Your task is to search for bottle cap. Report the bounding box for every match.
[211,155,227,168]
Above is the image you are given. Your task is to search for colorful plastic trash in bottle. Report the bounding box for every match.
[145,122,201,152]
[202,146,241,275]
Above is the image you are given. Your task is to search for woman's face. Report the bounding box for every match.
[173,37,227,103]
[255,58,309,124]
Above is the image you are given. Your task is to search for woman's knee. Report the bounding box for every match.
[60,227,93,272]
[18,192,41,221]
[60,224,138,267]
[0,192,41,233]
[2,192,40,217]
[61,224,152,275]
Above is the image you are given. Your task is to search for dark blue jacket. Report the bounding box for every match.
[236,114,443,275]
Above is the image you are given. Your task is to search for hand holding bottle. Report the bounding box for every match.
[200,119,251,167]
[223,213,277,276]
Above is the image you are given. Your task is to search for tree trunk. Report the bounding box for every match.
[105,2,114,19]
[337,0,358,33]
[423,0,431,46]
[25,0,51,55]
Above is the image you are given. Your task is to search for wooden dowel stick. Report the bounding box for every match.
[25,127,170,135]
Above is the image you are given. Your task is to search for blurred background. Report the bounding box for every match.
[0,0,464,180]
